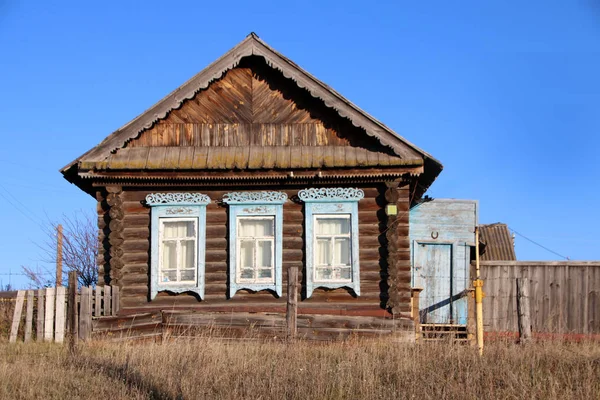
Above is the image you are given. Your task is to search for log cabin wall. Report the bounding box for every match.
[102,182,413,337]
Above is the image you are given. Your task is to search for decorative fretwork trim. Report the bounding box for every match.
[223,191,288,204]
[298,187,364,202]
[145,192,211,205]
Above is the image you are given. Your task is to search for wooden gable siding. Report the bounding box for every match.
[125,68,350,149]
[103,184,411,320]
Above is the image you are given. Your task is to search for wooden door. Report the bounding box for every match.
[413,243,452,324]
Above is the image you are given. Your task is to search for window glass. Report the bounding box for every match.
[159,218,198,284]
[314,215,352,282]
[237,217,275,284]
[316,218,350,235]
[239,219,273,237]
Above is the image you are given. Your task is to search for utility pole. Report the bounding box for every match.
[56,224,63,287]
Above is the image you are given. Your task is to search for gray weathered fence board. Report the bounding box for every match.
[24,290,34,342]
[480,261,600,334]
[9,291,25,343]
[36,289,44,342]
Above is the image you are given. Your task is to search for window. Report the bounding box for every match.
[299,188,364,298]
[237,217,275,284]
[159,218,197,284]
[146,193,211,300]
[314,215,352,282]
[223,191,287,297]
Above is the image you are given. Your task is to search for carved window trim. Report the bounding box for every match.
[147,193,210,300]
[300,188,364,298]
[223,191,287,298]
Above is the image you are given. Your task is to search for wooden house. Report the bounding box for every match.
[61,34,443,340]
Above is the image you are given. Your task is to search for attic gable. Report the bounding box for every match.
[63,34,442,196]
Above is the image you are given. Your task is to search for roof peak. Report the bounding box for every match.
[62,34,442,194]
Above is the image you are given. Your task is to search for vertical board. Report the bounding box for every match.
[44,288,55,342]
[36,289,45,342]
[54,286,66,343]
[24,290,34,342]
[112,286,119,316]
[94,286,102,317]
[9,291,25,343]
[79,286,92,340]
[413,243,452,323]
[104,286,111,316]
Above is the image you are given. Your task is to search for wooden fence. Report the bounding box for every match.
[480,261,600,334]
[7,285,119,343]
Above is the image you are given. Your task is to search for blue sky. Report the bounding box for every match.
[0,1,599,288]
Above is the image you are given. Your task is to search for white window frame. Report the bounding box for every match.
[223,191,287,298]
[313,214,353,284]
[158,217,198,285]
[299,188,364,298]
[146,193,210,300]
[236,216,276,284]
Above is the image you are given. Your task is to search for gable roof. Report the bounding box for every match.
[479,223,517,261]
[62,33,442,194]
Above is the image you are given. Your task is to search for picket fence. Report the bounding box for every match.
[8,285,119,343]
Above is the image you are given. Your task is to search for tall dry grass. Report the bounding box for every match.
[1,336,599,400]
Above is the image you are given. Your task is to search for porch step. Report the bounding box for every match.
[419,323,469,343]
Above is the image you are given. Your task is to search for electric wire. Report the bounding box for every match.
[509,227,569,260]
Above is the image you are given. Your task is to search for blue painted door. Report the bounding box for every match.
[414,243,452,324]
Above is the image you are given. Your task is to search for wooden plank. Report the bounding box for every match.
[36,289,44,342]
[517,277,532,343]
[67,271,78,351]
[112,286,120,316]
[44,288,55,342]
[24,290,34,343]
[79,286,92,341]
[94,286,102,317]
[54,286,66,343]
[9,290,25,343]
[104,285,112,316]
[287,266,298,339]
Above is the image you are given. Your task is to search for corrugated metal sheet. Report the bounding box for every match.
[81,146,422,171]
[479,223,516,261]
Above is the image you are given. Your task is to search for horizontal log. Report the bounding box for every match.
[92,312,162,333]
[123,227,149,240]
[122,252,148,264]
[123,201,148,214]
[296,314,397,330]
[163,311,286,328]
[122,263,149,274]
[123,239,149,252]
[120,273,148,285]
[123,214,149,227]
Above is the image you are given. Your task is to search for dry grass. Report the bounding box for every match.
[0,336,599,400]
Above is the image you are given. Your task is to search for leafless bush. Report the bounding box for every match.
[21,210,98,288]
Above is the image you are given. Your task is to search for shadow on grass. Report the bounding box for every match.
[67,353,182,400]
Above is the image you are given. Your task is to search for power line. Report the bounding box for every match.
[509,227,569,260]
[0,183,44,229]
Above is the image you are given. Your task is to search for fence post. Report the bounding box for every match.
[24,290,34,343]
[36,289,45,342]
[411,288,423,342]
[9,291,25,343]
[67,271,78,352]
[79,286,92,341]
[286,266,298,339]
[517,277,532,343]
[44,288,55,342]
